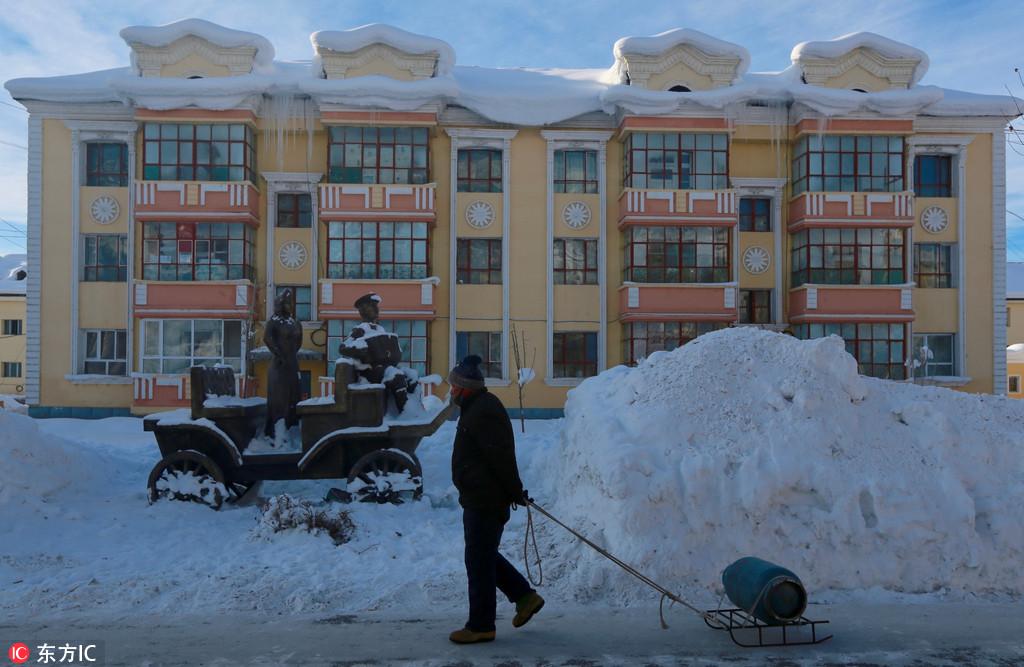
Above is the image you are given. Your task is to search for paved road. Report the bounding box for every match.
[3,602,1023,666]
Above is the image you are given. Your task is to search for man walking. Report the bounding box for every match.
[447,354,545,644]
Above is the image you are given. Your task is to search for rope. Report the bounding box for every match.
[523,502,543,587]
[523,500,725,630]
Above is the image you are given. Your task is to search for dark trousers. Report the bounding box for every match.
[463,506,533,632]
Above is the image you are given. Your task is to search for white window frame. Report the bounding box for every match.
[81,329,128,376]
[140,319,245,375]
[911,332,957,378]
[2,319,23,336]
[2,361,22,378]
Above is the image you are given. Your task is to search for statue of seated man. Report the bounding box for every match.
[338,293,419,413]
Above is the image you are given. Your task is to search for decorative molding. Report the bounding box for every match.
[919,206,949,234]
[619,43,743,88]
[796,48,922,89]
[561,201,592,230]
[992,128,1008,394]
[68,125,81,377]
[90,196,120,224]
[465,201,496,229]
[732,178,786,323]
[742,246,771,275]
[262,172,323,319]
[129,34,259,77]
[278,241,308,270]
[24,115,42,405]
[317,43,439,80]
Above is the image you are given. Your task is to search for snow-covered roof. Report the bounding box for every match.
[311,24,456,77]
[791,32,929,86]
[1007,262,1024,299]
[4,22,1022,125]
[613,28,751,81]
[120,19,275,72]
[0,254,27,296]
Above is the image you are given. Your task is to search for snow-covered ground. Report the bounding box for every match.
[2,328,1023,630]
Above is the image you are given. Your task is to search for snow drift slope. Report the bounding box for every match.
[554,328,1024,599]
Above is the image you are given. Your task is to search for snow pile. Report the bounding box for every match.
[252,494,356,546]
[0,395,27,414]
[120,18,276,73]
[791,32,929,85]
[552,328,1024,601]
[0,412,117,516]
[311,24,456,76]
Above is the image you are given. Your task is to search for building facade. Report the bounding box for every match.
[0,255,27,396]
[5,21,1019,417]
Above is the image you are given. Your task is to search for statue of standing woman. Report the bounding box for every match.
[264,289,303,437]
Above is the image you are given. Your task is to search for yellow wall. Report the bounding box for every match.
[1007,301,1024,345]
[961,132,994,393]
[0,296,26,394]
[160,53,232,78]
[824,65,893,91]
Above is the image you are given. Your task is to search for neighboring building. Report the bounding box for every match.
[0,254,28,395]
[4,21,1020,417]
[1005,262,1024,396]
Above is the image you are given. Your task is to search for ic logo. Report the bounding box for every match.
[7,643,30,664]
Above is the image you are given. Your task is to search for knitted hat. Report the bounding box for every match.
[448,355,486,390]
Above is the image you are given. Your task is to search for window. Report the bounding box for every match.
[1,362,21,378]
[2,319,22,336]
[914,155,952,197]
[142,123,256,182]
[457,239,502,284]
[329,319,429,376]
[142,319,243,374]
[910,333,955,378]
[554,150,598,193]
[553,238,598,285]
[914,243,955,288]
[457,149,502,192]
[327,126,429,184]
[1010,376,1021,394]
[553,332,598,378]
[326,221,429,279]
[668,85,691,93]
[276,194,312,228]
[790,228,905,287]
[142,222,254,281]
[82,234,128,282]
[455,331,502,378]
[624,226,730,283]
[739,290,772,324]
[85,142,128,186]
[623,321,723,365]
[793,322,906,380]
[81,329,127,376]
[623,132,728,190]
[739,198,771,232]
[275,286,312,322]
[791,135,904,195]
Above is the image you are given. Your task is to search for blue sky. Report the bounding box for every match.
[0,0,1021,257]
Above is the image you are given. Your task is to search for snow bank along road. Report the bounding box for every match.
[2,329,1023,663]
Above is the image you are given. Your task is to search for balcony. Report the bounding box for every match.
[135,181,260,223]
[131,372,257,412]
[133,280,254,318]
[788,284,914,323]
[618,189,737,228]
[788,191,914,231]
[318,278,439,319]
[319,183,436,221]
[618,283,738,322]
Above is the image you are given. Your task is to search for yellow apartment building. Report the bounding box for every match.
[0,255,27,395]
[4,20,1020,417]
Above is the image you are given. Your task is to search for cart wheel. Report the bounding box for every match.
[147,450,230,510]
[347,449,423,504]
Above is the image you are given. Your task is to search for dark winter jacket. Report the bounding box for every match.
[451,389,525,510]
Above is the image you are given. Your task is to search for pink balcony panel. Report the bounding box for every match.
[789,285,914,322]
[319,280,438,319]
[618,189,737,227]
[319,184,436,221]
[788,192,914,229]
[132,373,258,411]
[618,284,737,321]
[133,281,254,318]
[135,182,260,222]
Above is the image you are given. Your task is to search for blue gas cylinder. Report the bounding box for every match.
[722,557,807,625]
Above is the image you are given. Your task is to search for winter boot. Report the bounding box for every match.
[512,591,545,628]
[448,627,496,644]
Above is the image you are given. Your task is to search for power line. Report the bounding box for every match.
[0,139,27,151]
[0,99,26,113]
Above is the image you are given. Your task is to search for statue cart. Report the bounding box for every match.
[144,365,453,510]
